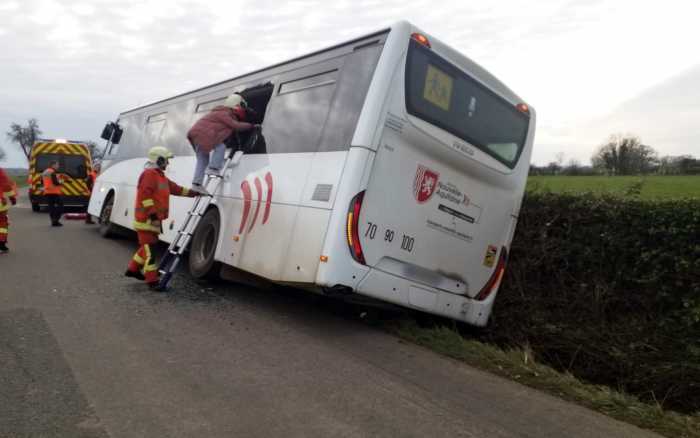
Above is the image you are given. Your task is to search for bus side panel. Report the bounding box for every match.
[314,147,374,289]
[280,150,348,282]
[215,153,312,281]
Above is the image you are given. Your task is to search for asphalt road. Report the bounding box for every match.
[0,195,661,438]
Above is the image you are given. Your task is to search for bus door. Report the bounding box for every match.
[355,39,532,301]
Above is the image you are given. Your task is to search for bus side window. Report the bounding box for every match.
[263,68,339,154]
[318,44,383,152]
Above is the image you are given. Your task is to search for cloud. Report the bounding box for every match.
[1,0,699,168]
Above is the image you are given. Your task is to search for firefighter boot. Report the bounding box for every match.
[0,242,8,253]
[124,269,145,281]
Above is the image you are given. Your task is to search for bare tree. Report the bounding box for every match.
[591,134,658,175]
[6,119,42,160]
[0,147,5,162]
[546,161,562,175]
[562,158,582,175]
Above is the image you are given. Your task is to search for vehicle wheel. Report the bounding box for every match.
[189,208,221,280]
[99,194,119,238]
[31,203,40,212]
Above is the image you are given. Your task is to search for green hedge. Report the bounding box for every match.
[485,192,700,413]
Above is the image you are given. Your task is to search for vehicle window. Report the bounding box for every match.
[36,153,88,178]
[143,113,167,149]
[405,40,529,168]
[263,69,338,154]
[195,98,225,113]
[318,44,383,152]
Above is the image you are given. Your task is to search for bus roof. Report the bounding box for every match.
[120,25,394,116]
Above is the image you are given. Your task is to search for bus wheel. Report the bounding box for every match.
[31,203,40,212]
[99,194,118,238]
[189,208,221,280]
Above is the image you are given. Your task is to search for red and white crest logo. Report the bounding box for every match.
[413,165,439,203]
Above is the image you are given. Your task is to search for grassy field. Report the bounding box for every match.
[527,175,700,199]
[10,174,28,188]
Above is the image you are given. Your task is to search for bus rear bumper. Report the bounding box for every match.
[355,267,497,326]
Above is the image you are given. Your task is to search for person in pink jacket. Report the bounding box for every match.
[187,94,256,193]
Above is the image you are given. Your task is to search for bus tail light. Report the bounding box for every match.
[411,33,431,48]
[346,191,366,265]
[475,247,508,301]
[516,103,530,115]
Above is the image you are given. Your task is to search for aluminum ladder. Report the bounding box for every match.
[156,127,263,291]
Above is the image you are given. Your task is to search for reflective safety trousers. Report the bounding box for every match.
[0,168,16,213]
[0,212,8,243]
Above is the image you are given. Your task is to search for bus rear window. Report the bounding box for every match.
[405,40,529,168]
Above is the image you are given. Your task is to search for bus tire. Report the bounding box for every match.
[99,194,118,238]
[189,208,221,280]
[31,203,40,212]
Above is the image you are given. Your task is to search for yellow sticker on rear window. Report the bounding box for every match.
[423,64,453,111]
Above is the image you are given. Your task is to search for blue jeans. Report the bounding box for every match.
[193,143,226,185]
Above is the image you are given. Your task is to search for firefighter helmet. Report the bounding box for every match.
[224,93,247,110]
[147,146,174,164]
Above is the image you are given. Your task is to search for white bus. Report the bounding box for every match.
[89,21,535,326]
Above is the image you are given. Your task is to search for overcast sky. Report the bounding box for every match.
[1,0,698,167]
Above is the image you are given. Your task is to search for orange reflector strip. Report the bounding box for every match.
[516,103,530,114]
[320,255,329,263]
[233,235,240,242]
[347,212,354,247]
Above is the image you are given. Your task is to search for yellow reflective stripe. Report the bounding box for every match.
[0,205,8,212]
[142,199,155,207]
[3,190,16,197]
[133,221,161,233]
[0,228,8,234]
[181,188,189,196]
[142,245,157,271]
[62,182,80,196]
[132,254,145,264]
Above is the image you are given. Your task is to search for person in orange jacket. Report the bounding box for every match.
[124,146,197,288]
[42,160,64,226]
[84,162,100,224]
[0,167,18,253]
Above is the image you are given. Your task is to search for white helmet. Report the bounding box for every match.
[223,93,247,109]
[148,146,174,163]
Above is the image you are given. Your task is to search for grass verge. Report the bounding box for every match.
[387,320,700,438]
[10,174,28,188]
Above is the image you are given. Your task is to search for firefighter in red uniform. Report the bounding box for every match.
[125,146,197,288]
[0,167,18,253]
[85,162,100,224]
